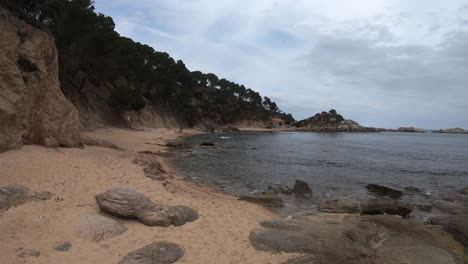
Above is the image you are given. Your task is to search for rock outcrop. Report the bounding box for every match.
[96,188,198,227]
[317,197,413,217]
[293,180,312,198]
[0,7,81,152]
[0,185,53,211]
[293,109,380,132]
[75,212,128,242]
[119,241,185,264]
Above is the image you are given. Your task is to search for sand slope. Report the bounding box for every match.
[0,128,293,264]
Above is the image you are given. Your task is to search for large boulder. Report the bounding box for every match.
[0,185,53,211]
[96,188,198,227]
[119,241,184,264]
[0,7,81,152]
[366,184,403,199]
[75,212,128,242]
[250,215,464,264]
[293,180,312,198]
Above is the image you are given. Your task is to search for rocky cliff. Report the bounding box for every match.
[0,7,81,152]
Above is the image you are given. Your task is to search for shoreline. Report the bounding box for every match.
[0,127,296,264]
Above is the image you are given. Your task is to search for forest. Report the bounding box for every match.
[1,0,295,126]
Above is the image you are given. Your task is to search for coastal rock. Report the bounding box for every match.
[293,180,312,198]
[75,212,128,242]
[119,241,185,264]
[360,198,412,217]
[317,198,361,214]
[200,142,215,147]
[293,110,381,132]
[267,183,292,195]
[96,188,198,226]
[0,7,81,152]
[433,200,468,215]
[397,127,425,132]
[366,184,403,199]
[430,215,468,248]
[239,194,284,207]
[405,186,421,192]
[461,187,468,195]
[250,215,463,264]
[17,248,40,258]
[54,241,72,251]
[0,185,53,211]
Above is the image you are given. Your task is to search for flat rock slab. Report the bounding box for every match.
[239,194,284,207]
[367,184,403,199]
[96,188,198,227]
[75,212,128,242]
[250,215,464,264]
[317,197,413,217]
[0,185,53,211]
[119,241,184,264]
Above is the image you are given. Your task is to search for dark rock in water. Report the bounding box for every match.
[267,183,292,195]
[317,198,361,214]
[293,180,312,198]
[17,248,40,258]
[405,186,421,192]
[461,187,468,195]
[96,188,198,227]
[366,184,403,199]
[55,241,72,251]
[360,198,412,218]
[0,185,53,211]
[250,215,463,264]
[200,142,215,147]
[239,194,284,207]
[119,241,184,264]
[75,212,128,242]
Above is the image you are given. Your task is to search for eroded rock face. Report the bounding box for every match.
[0,7,81,152]
[119,241,185,264]
[0,185,53,211]
[251,215,464,264]
[96,188,198,227]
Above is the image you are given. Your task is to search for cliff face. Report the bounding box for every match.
[0,7,81,152]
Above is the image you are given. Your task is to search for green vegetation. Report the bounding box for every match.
[1,0,294,126]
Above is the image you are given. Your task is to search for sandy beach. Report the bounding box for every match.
[0,128,295,264]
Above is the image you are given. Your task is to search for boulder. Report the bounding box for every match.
[54,241,72,251]
[250,215,464,264]
[75,212,127,242]
[96,188,198,227]
[366,184,403,199]
[0,185,53,211]
[0,7,81,152]
[17,248,40,258]
[119,241,184,264]
[461,187,468,195]
[293,180,312,198]
[239,194,283,207]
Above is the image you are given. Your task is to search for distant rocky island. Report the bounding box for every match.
[293,109,383,132]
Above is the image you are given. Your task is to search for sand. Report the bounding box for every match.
[0,128,295,264]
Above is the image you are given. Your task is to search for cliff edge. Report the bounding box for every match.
[0,7,81,152]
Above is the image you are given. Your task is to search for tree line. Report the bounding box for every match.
[1,0,295,126]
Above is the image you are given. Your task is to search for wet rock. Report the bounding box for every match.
[200,142,215,147]
[405,186,421,192]
[293,180,312,198]
[366,184,403,199]
[267,183,292,195]
[75,212,128,242]
[54,241,72,251]
[317,198,360,214]
[461,187,468,195]
[434,200,468,215]
[0,185,53,211]
[239,194,283,207]
[96,188,198,227]
[17,248,40,258]
[250,215,463,264]
[119,241,184,264]
[430,215,468,248]
[360,198,412,218]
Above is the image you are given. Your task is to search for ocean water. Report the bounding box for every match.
[170,132,468,206]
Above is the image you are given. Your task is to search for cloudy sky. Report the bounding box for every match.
[94,0,468,129]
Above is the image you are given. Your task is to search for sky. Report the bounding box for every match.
[94,0,468,129]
